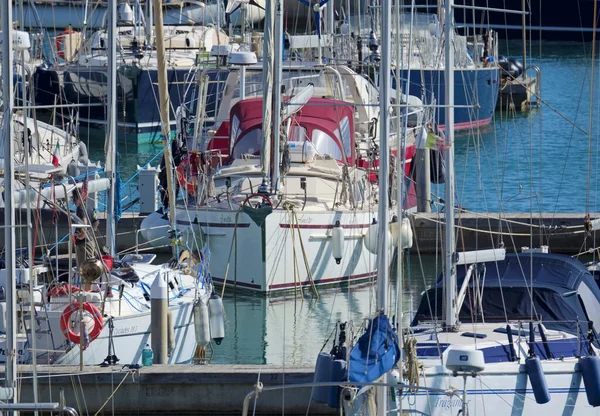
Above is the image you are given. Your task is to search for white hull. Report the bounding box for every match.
[397,360,599,415]
[15,2,264,29]
[142,207,383,294]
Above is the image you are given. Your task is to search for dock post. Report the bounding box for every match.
[151,272,168,364]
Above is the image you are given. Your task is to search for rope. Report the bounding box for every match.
[404,336,423,393]
[220,208,242,298]
[93,371,133,416]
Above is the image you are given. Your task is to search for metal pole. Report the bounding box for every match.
[2,0,18,405]
[271,0,283,192]
[21,19,39,414]
[106,0,117,257]
[443,0,457,330]
[146,0,153,48]
[153,0,177,257]
[522,0,526,80]
[376,0,391,411]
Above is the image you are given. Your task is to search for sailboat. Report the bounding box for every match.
[0,0,220,367]
[396,1,600,414]
[138,0,432,294]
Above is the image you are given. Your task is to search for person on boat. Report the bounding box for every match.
[72,191,99,271]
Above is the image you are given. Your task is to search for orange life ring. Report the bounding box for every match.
[55,27,75,59]
[176,153,200,196]
[60,301,103,344]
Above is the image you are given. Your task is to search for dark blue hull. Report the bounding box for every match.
[35,65,198,144]
[396,67,500,131]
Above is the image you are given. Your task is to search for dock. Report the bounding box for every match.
[15,364,332,415]
[411,212,595,255]
[7,211,596,257]
[497,71,540,112]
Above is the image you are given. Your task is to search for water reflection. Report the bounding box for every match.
[212,253,439,365]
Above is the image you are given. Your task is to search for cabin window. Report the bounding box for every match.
[233,128,262,159]
[288,125,308,142]
[578,282,600,326]
[333,116,352,158]
[230,115,241,142]
[312,129,342,160]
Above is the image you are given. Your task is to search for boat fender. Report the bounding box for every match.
[525,355,551,404]
[328,359,347,408]
[193,300,211,347]
[78,141,89,165]
[363,218,379,255]
[60,301,104,344]
[579,356,600,406]
[167,309,175,356]
[208,294,225,345]
[332,221,344,264]
[311,352,333,404]
[67,160,79,178]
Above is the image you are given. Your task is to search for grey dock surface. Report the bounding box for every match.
[15,364,332,415]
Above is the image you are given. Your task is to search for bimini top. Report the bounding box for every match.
[229,97,355,165]
[412,253,600,334]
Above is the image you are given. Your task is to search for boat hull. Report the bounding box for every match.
[35,64,198,144]
[397,67,500,131]
[142,208,384,294]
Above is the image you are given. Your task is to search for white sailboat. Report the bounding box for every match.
[138,8,427,294]
[0,0,219,367]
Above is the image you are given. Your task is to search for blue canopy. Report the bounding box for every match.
[348,314,400,384]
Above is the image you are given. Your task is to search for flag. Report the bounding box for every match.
[416,125,450,151]
[51,142,60,167]
[80,321,90,350]
[80,174,89,204]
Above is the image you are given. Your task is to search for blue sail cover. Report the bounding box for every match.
[348,314,400,383]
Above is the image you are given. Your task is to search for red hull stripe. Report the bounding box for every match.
[439,117,492,131]
[279,223,371,229]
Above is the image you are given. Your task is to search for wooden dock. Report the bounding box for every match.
[13,364,332,415]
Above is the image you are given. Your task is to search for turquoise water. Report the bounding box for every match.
[82,41,600,365]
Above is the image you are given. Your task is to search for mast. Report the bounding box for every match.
[106,0,117,257]
[376,0,391,410]
[271,0,283,192]
[443,0,457,329]
[260,0,275,186]
[153,0,177,256]
[2,0,18,403]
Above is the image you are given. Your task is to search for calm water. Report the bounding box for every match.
[82,41,599,365]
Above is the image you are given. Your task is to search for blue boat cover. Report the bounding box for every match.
[348,314,400,383]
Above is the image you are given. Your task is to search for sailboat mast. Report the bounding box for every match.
[260,0,275,186]
[2,0,18,401]
[376,0,392,411]
[153,0,177,255]
[271,0,283,192]
[443,0,457,329]
[106,0,117,256]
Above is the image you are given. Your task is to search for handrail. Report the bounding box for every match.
[241,380,459,416]
[525,65,541,106]
[0,403,78,415]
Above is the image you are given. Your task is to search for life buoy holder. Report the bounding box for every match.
[60,301,104,344]
[242,193,273,207]
[56,27,76,59]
